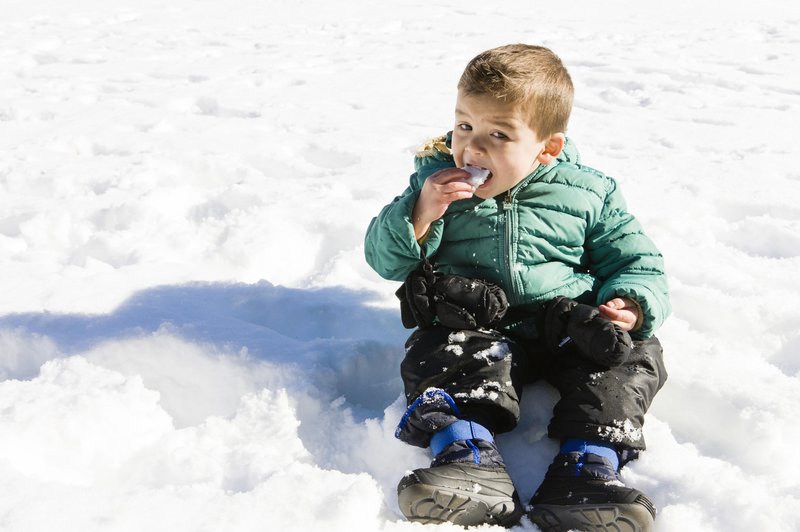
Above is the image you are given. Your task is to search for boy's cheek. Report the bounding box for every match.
[450,138,464,166]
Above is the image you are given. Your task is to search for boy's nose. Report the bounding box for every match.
[465,139,486,155]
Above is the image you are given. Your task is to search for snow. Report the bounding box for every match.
[462,165,490,187]
[596,419,643,445]
[472,341,512,365]
[1,0,799,530]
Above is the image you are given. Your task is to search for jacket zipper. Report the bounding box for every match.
[500,165,546,304]
[502,190,518,302]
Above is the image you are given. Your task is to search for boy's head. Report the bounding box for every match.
[452,44,574,199]
[457,44,573,140]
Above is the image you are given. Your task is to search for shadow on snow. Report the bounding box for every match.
[0,280,410,416]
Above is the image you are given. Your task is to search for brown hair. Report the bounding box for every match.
[458,44,574,139]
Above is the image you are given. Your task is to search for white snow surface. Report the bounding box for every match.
[1,1,799,530]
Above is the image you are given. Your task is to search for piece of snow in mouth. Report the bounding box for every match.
[462,165,490,186]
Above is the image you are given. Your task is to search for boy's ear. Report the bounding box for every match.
[536,133,566,165]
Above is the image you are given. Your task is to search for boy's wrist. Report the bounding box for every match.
[625,297,644,331]
[415,224,432,244]
[411,200,436,242]
[412,213,431,242]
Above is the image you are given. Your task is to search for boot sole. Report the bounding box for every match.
[397,465,523,527]
[530,502,655,532]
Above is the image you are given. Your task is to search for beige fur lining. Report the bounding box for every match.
[415,134,450,158]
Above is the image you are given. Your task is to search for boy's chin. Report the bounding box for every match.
[472,186,504,200]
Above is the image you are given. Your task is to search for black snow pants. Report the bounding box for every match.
[399,325,667,457]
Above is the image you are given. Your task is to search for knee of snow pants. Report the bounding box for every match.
[399,325,524,440]
[546,335,667,453]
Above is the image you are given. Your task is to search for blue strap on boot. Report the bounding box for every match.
[394,388,496,465]
[561,438,620,473]
[430,420,494,455]
[395,388,461,439]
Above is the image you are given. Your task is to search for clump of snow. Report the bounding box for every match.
[447,331,467,343]
[1,1,799,531]
[455,380,506,402]
[597,418,644,444]
[445,330,467,355]
[444,344,463,356]
[462,165,490,187]
[472,341,511,365]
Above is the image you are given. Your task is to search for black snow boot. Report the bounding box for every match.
[529,451,656,532]
[397,437,524,527]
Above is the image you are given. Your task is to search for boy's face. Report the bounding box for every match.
[451,91,548,199]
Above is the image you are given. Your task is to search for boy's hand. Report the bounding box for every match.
[412,168,476,241]
[598,297,641,332]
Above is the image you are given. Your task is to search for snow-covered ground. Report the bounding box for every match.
[1,1,799,530]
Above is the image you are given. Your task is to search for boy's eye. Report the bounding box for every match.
[457,123,472,131]
[491,131,508,140]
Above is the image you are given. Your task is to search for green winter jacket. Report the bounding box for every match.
[364,133,670,339]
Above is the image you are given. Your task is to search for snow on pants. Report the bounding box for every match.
[399,325,667,453]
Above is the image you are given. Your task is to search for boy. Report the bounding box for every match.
[364,44,669,531]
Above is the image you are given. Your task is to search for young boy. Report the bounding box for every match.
[364,44,669,531]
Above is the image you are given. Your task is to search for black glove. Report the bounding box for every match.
[432,274,508,329]
[542,296,633,367]
[397,271,508,330]
[396,269,437,328]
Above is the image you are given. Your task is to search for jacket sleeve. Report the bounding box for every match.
[586,178,671,338]
[363,174,445,281]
